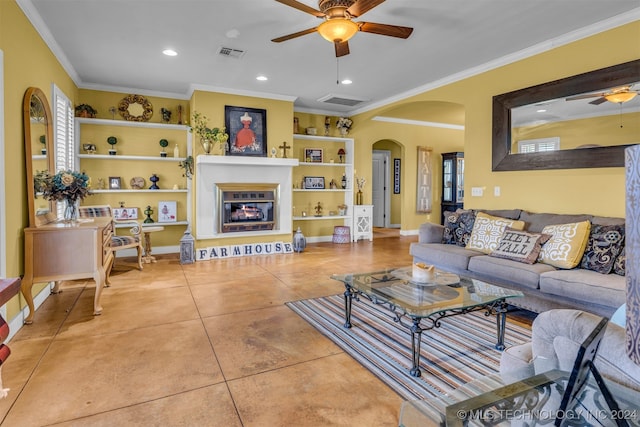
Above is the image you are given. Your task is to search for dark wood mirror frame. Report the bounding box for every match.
[492,59,640,171]
[23,87,56,227]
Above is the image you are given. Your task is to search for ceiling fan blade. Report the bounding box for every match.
[566,93,605,101]
[347,0,385,18]
[272,27,318,43]
[335,40,350,57]
[358,22,413,38]
[589,97,608,105]
[275,0,325,17]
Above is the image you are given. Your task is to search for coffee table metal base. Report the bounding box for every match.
[343,284,510,377]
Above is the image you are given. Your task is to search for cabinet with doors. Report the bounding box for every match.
[75,118,192,248]
[440,152,464,224]
[291,134,354,241]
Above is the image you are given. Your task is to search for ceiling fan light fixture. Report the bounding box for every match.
[605,92,637,103]
[317,18,359,43]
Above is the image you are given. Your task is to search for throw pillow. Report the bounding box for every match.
[442,211,476,247]
[580,224,625,274]
[466,212,525,254]
[613,247,626,276]
[538,220,591,269]
[489,228,551,264]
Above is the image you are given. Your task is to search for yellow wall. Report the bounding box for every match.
[1,0,79,318]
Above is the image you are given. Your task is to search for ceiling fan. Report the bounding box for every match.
[566,85,639,105]
[272,0,413,57]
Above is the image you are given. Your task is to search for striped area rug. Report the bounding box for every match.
[286,294,532,403]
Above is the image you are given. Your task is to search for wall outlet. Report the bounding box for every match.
[471,187,483,197]
[494,186,501,197]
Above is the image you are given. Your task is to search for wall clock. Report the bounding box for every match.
[130,176,146,189]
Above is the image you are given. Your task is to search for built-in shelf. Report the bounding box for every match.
[292,215,351,221]
[90,189,187,193]
[298,162,352,167]
[114,221,189,228]
[293,189,351,192]
[76,117,188,131]
[78,154,186,162]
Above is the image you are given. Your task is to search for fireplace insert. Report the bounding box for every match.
[219,185,278,233]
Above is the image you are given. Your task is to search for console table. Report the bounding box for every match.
[352,204,373,241]
[22,218,114,324]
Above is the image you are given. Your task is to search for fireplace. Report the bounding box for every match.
[218,184,278,233]
[195,156,298,239]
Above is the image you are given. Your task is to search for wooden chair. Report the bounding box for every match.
[78,205,143,283]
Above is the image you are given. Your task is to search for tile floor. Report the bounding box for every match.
[2,230,418,426]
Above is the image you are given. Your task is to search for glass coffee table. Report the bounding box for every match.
[331,267,524,377]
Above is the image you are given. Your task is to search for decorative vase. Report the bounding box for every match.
[64,199,79,223]
[293,227,306,253]
[149,174,160,189]
[356,190,363,205]
[201,138,212,154]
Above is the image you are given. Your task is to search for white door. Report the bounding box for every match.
[372,150,389,227]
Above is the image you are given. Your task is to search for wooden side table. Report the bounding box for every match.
[352,204,373,241]
[142,225,164,263]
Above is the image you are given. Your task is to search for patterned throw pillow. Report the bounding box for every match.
[442,211,476,247]
[613,247,626,276]
[580,224,625,274]
[490,228,551,264]
[466,212,525,254]
[538,220,591,269]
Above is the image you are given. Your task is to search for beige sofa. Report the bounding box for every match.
[410,209,626,317]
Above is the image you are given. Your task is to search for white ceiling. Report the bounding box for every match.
[19,0,640,115]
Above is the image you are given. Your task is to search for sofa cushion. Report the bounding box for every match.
[539,269,626,308]
[490,228,551,264]
[580,224,625,274]
[518,211,592,233]
[477,209,522,220]
[468,255,556,290]
[614,247,626,276]
[410,243,483,272]
[538,220,591,269]
[442,210,476,247]
[466,212,525,254]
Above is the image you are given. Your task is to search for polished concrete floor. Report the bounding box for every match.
[2,230,419,426]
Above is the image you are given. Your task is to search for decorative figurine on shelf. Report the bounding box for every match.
[143,205,154,223]
[161,107,172,124]
[341,173,347,189]
[338,148,346,163]
[293,227,306,253]
[174,143,180,158]
[83,143,97,154]
[107,136,117,155]
[176,105,183,125]
[159,139,169,157]
[329,179,338,189]
[109,106,116,120]
[314,202,323,217]
[324,116,331,136]
[279,141,290,158]
[149,174,160,189]
[338,204,347,216]
[271,147,277,158]
[96,178,105,190]
[293,117,299,134]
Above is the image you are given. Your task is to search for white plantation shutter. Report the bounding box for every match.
[517,137,560,153]
[52,85,75,217]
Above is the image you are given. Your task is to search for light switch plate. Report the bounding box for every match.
[471,187,483,197]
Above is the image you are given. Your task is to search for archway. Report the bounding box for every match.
[372,139,403,228]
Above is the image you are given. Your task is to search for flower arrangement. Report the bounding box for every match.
[36,170,91,203]
[336,117,353,132]
[188,112,229,153]
[356,176,366,191]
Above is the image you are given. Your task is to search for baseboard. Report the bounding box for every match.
[400,228,419,236]
[114,245,179,258]
[6,282,52,342]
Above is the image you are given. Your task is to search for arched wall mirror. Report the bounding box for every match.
[23,87,56,227]
[492,59,640,171]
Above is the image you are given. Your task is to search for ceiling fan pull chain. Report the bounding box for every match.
[336,58,340,85]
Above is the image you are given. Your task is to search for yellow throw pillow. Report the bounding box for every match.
[538,220,591,269]
[466,212,525,254]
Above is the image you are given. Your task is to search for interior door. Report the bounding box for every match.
[372,150,389,227]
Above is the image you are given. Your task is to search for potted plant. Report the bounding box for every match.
[188,112,229,154]
[107,136,118,155]
[159,138,169,157]
[39,135,47,155]
[75,104,98,118]
[178,155,194,179]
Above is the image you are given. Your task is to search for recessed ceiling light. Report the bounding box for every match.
[536,109,547,113]
[341,79,353,85]
[162,49,177,57]
[256,75,268,81]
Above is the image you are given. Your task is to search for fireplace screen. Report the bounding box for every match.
[219,185,277,233]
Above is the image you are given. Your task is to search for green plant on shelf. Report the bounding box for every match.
[178,155,194,179]
[107,136,118,155]
[159,138,169,157]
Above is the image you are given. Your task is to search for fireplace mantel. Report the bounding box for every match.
[195,155,298,239]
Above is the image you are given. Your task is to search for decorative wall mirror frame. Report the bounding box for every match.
[23,87,55,227]
[492,59,640,171]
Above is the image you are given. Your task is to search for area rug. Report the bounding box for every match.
[286,294,532,402]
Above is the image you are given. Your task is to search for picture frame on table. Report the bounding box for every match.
[158,201,177,223]
[304,148,323,163]
[225,105,267,157]
[113,207,138,220]
[109,176,121,190]
[304,176,325,189]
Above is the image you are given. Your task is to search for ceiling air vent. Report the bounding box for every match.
[317,94,367,107]
[217,46,245,59]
